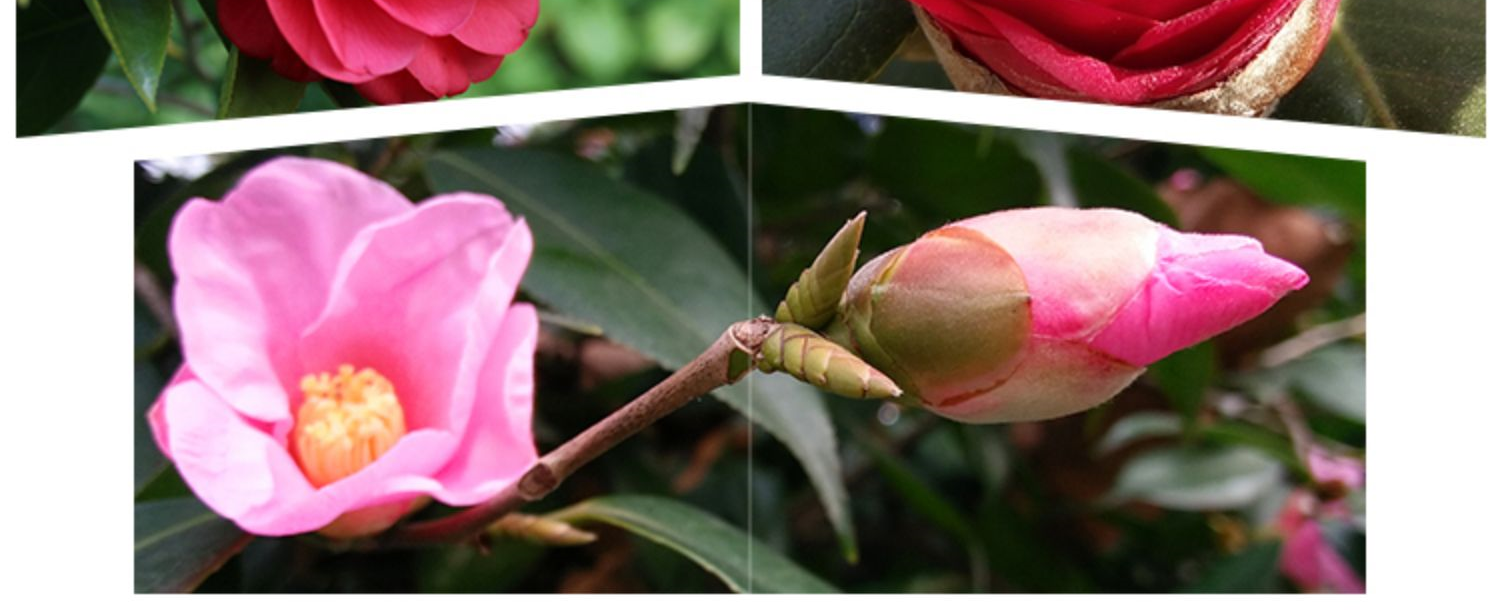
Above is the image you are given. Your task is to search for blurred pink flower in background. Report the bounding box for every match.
[219,0,539,104]
[1278,447,1365,593]
[841,207,1309,423]
[148,157,539,538]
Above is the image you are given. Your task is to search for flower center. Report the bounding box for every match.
[293,365,407,488]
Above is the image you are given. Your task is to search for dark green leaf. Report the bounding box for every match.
[134,303,168,495]
[1067,146,1181,226]
[1148,343,1216,432]
[425,147,856,558]
[764,0,916,81]
[1181,541,1284,593]
[1275,0,1486,136]
[1106,445,1282,510]
[857,431,977,544]
[218,49,308,119]
[552,495,838,593]
[135,498,249,593]
[417,539,546,593]
[1198,150,1365,222]
[86,0,172,111]
[16,0,113,136]
[868,118,1042,219]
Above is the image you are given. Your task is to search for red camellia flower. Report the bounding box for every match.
[910,0,1341,113]
[219,0,539,104]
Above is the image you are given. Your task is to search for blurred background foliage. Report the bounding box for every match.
[765,0,1485,136]
[135,105,1364,593]
[22,0,739,136]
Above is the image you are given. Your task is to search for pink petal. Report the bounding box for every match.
[404,37,504,100]
[298,195,528,438]
[1087,228,1309,366]
[160,376,315,532]
[430,303,539,504]
[219,0,321,82]
[266,0,375,82]
[355,70,438,105]
[373,0,476,36]
[454,0,539,55]
[955,207,1158,340]
[168,158,412,429]
[1281,520,1365,593]
[220,0,285,60]
[1308,447,1365,490]
[931,337,1145,423]
[162,372,465,536]
[311,0,426,77]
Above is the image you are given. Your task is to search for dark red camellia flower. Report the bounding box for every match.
[219,0,539,105]
[910,0,1341,106]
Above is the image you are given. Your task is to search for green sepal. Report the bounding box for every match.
[775,211,866,329]
[757,323,901,400]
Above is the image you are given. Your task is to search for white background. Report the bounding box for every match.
[2,0,1497,610]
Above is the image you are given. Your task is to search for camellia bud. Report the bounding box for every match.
[838,207,1309,423]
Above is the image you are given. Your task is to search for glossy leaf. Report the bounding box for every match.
[425,147,856,557]
[16,0,113,136]
[1200,148,1365,222]
[86,0,172,111]
[1106,445,1282,510]
[134,301,168,495]
[1067,145,1181,227]
[868,118,1043,219]
[764,0,916,81]
[551,495,838,593]
[135,498,249,593]
[218,49,308,119]
[1275,0,1486,136]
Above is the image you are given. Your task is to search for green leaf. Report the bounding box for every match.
[218,49,308,119]
[856,431,977,544]
[425,147,856,558]
[1148,343,1216,433]
[1105,445,1282,510]
[85,0,172,111]
[1274,0,1486,136]
[1066,145,1181,227]
[16,0,113,136]
[868,118,1043,219]
[134,301,169,495]
[1239,343,1366,422]
[135,498,249,593]
[1200,147,1365,221]
[1180,541,1284,593]
[764,0,916,81]
[551,495,838,593]
[1093,411,1181,457]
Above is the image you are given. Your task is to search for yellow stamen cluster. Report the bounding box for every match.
[293,365,407,488]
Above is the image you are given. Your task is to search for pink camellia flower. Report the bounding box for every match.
[218,0,539,104]
[147,157,539,538]
[839,207,1308,423]
[909,0,1340,113]
[1278,447,1365,593]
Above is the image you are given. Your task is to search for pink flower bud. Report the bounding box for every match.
[839,207,1308,423]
